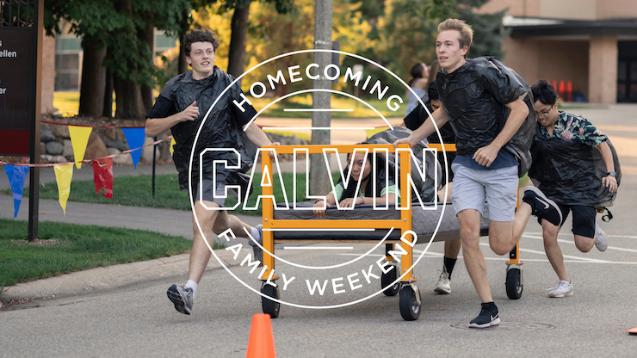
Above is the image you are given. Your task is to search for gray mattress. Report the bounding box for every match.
[272,201,489,242]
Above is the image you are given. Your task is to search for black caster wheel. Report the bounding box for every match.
[261,282,280,318]
[399,283,421,321]
[380,264,400,296]
[505,265,523,300]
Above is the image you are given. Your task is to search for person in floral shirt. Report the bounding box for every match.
[529,80,618,299]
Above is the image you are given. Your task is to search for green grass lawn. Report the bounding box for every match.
[29,173,306,216]
[0,219,193,287]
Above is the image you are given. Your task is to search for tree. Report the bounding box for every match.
[45,0,190,119]
[457,0,507,58]
[205,0,294,78]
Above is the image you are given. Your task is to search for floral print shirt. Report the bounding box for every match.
[538,111,607,146]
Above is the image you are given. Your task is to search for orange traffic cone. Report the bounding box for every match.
[246,314,276,358]
[627,326,637,335]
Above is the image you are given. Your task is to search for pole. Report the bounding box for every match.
[151,136,157,198]
[310,0,333,196]
[28,0,44,242]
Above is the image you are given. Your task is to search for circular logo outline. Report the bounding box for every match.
[188,49,450,309]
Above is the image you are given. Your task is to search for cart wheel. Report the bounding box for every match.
[381,265,400,296]
[261,282,280,318]
[399,284,421,321]
[505,265,523,300]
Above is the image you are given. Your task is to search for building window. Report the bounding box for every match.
[55,53,81,91]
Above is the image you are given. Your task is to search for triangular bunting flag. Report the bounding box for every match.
[53,163,73,214]
[170,137,176,155]
[92,158,113,199]
[122,127,145,169]
[4,164,29,218]
[68,125,93,168]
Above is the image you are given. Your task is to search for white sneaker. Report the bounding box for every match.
[547,280,573,298]
[434,269,451,295]
[594,226,608,252]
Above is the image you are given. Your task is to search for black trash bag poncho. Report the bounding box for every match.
[367,127,442,202]
[435,56,536,177]
[529,137,621,208]
[157,68,257,195]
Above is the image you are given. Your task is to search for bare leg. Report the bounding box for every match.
[213,211,257,240]
[574,235,595,253]
[187,201,220,283]
[441,182,460,265]
[459,209,492,303]
[541,220,569,281]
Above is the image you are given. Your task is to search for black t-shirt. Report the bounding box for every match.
[435,58,526,156]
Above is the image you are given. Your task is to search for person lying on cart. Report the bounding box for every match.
[313,144,398,215]
[529,80,620,298]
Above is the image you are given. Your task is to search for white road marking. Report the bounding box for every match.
[522,234,637,254]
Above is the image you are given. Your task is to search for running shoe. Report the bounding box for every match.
[167,284,193,315]
[522,186,563,226]
[594,226,608,252]
[434,268,451,295]
[469,302,500,328]
[547,280,573,298]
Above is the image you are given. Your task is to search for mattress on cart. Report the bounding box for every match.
[272,201,489,242]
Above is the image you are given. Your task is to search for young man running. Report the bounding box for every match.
[397,19,562,328]
[146,30,274,315]
[529,80,618,298]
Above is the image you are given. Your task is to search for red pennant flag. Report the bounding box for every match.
[92,158,113,199]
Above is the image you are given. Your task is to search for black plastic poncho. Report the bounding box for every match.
[367,127,441,202]
[148,68,257,195]
[529,136,621,208]
[435,57,536,176]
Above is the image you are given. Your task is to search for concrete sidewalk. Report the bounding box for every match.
[0,195,260,238]
[0,195,262,302]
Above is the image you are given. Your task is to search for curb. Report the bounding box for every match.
[3,249,239,302]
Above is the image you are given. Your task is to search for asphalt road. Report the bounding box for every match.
[2,105,637,357]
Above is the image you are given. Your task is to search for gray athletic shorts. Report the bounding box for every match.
[193,170,248,208]
[451,162,518,221]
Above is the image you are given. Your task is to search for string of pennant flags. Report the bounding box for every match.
[1,120,381,218]
[0,124,177,218]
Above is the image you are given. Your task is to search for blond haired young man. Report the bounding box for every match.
[398,19,561,328]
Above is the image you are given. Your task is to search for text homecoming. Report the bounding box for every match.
[232,63,404,113]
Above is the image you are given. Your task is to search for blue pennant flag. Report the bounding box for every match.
[122,128,146,169]
[4,164,29,218]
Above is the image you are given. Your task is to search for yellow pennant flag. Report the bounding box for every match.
[68,125,93,168]
[54,163,74,214]
[169,137,176,155]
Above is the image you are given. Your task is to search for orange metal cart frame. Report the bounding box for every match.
[257,143,523,320]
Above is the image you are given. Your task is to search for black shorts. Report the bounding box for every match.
[191,170,250,208]
[557,204,596,238]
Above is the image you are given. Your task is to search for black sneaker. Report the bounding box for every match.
[469,302,500,328]
[522,186,563,226]
[167,284,193,315]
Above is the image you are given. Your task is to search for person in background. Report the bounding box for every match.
[405,62,430,114]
